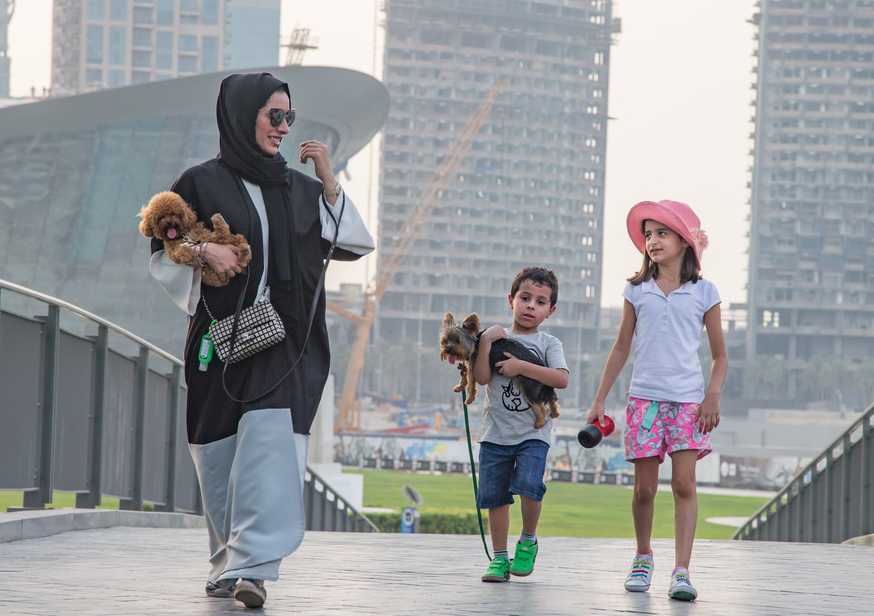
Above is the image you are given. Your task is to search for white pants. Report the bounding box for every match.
[189,408,308,582]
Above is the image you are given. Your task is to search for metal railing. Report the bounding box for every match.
[305,466,378,532]
[0,279,195,513]
[0,279,377,532]
[733,399,874,543]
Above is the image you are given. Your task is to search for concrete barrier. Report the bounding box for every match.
[0,508,204,543]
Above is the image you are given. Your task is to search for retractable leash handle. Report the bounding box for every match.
[458,363,492,562]
[577,415,615,448]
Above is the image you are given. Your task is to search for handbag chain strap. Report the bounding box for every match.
[202,297,216,321]
[200,277,264,323]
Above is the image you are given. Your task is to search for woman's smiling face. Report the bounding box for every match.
[255,89,291,156]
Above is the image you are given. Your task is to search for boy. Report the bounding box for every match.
[473,266,569,582]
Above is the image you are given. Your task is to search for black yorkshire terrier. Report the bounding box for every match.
[439,311,559,429]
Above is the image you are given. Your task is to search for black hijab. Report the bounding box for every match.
[216,72,290,186]
[215,73,302,316]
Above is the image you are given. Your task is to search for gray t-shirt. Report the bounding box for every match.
[478,329,568,446]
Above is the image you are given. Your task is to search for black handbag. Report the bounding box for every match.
[205,295,285,364]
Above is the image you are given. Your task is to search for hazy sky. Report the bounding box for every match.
[7,1,758,310]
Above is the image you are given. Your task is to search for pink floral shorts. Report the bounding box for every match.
[624,396,712,463]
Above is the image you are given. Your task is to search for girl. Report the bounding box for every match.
[587,199,726,602]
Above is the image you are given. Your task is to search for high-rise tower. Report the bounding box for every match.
[376,0,616,406]
[51,0,280,95]
[0,0,13,98]
[748,0,874,401]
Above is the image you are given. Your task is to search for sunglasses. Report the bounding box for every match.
[266,108,296,128]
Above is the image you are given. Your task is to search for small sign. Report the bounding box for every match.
[400,506,420,533]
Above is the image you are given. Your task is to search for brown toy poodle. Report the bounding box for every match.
[138,191,251,287]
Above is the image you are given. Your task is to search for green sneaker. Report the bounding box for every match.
[481,556,510,582]
[509,540,538,576]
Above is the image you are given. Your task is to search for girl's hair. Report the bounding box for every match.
[627,223,701,285]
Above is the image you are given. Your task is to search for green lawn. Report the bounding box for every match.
[0,492,120,513]
[2,471,770,541]
[346,469,769,540]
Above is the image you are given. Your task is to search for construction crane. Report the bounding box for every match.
[332,79,506,433]
[283,28,318,65]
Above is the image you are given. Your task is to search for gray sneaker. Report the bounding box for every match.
[624,553,654,592]
[205,579,236,598]
[668,568,698,601]
[234,579,267,608]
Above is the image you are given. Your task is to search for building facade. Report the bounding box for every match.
[0,66,388,356]
[748,0,874,400]
[374,0,616,407]
[51,0,280,95]
[0,0,11,98]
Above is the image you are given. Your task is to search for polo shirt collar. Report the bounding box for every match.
[643,279,693,297]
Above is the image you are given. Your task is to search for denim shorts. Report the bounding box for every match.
[476,439,549,509]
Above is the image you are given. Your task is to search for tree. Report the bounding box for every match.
[743,354,787,399]
[818,356,850,406]
[852,360,874,409]
[801,355,849,403]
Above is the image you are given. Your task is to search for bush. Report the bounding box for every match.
[365,510,487,535]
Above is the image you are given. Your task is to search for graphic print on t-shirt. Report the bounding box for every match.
[501,380,531,412]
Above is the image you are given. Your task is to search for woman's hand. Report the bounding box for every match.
[300,140,339,205]
[202,243,244,284]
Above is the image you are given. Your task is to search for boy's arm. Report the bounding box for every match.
[495,355,569,389]
[472,325,507,386]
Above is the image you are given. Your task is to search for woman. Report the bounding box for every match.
[148,72,374,608]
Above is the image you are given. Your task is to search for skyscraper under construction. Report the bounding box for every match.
[748,0,874,401]
[375,0,617,406]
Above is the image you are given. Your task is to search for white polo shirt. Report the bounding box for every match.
[623,278,721,404]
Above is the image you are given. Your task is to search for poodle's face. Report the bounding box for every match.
[138,192,197,241]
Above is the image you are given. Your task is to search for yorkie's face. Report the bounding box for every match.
[438,312,480,364]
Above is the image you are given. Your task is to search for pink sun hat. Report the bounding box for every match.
[626,199,709,268]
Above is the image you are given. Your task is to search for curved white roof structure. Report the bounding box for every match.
[0,66,388,355]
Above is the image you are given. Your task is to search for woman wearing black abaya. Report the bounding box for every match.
[148,73,374,608]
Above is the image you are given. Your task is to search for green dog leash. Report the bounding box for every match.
[458,367,492,562]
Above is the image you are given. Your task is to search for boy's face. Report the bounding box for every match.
[508,279,556,333]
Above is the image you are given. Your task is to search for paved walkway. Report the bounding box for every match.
[1,510,872,616]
